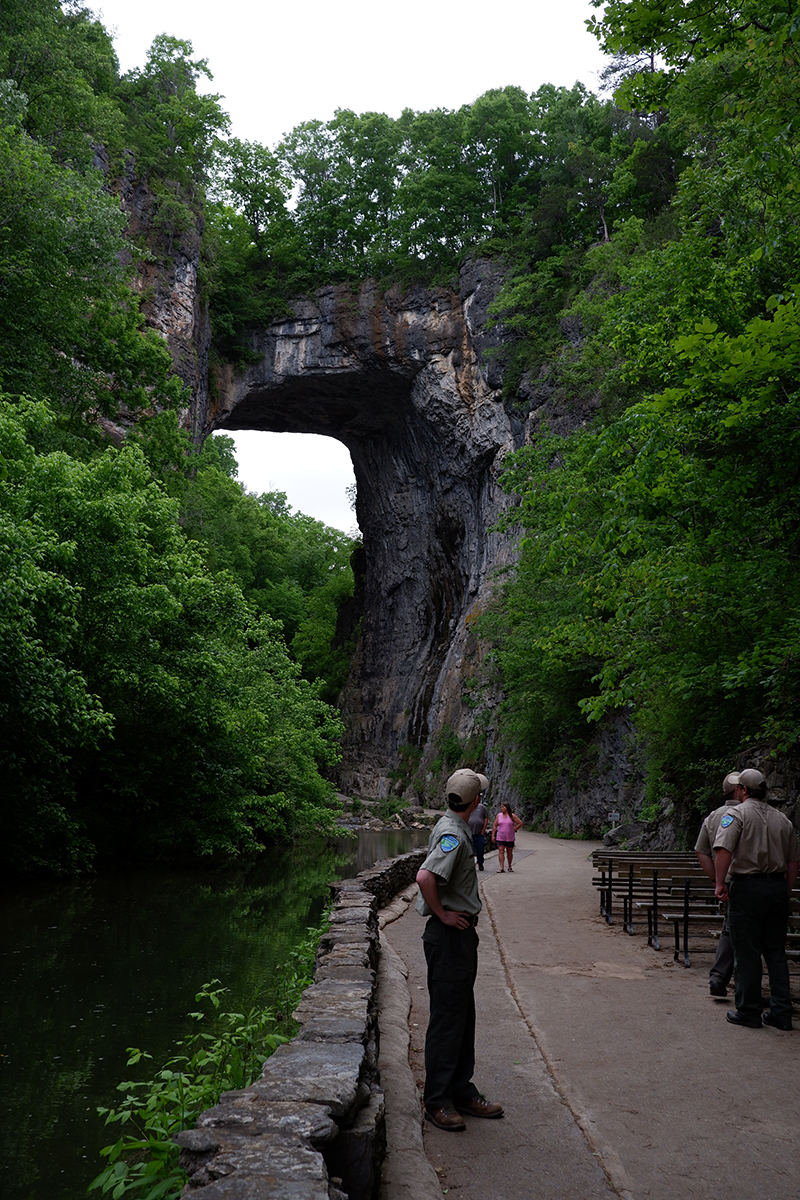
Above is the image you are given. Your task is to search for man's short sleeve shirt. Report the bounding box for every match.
[713,799,800,873]
[416,812,481,916]
[468,802,487,836]
[694,805,738,856]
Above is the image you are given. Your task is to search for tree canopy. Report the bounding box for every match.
[476,0,800,822]
[1,399,349,874]
[4,0,800,857]
[0,5,358,875]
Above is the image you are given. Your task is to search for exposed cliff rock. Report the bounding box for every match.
[110,152,212,424]
[138,232,800,838]
[537,728,800,849]
[194,260,532,798]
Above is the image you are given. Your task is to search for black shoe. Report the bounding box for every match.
[709,981,727,998]
[726,1010,762,1028]
[762,1009,793,1031]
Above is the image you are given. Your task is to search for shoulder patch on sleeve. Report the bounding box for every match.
[440,834,460,852]
[720,814,735,828]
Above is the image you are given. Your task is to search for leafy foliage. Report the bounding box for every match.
[481,2,800,812]
[0,120,185,426]
[0,0,123,167]
[205,83,688,361]
[180,434,359,703]
[0,400,344,873]
[0,10,361,876]
[89,921,325,1200]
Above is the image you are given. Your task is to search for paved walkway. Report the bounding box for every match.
[380,831,800,1200]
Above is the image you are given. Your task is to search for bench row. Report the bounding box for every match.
[591,851,800,967]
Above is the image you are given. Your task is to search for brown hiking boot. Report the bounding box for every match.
[424,1105,466,1132]
[454,1094,504,1119]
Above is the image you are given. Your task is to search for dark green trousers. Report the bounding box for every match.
[422,917,481,1109]
[710,909,734,989]
[728,874,792,1021]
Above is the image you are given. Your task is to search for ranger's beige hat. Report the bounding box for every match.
[722,772,740,795]
[739,768,766,790]
[446,769,487,808]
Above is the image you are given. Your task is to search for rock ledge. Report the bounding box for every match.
[176,849,426,1200]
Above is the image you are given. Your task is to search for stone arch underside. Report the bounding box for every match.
[198,267,519,796]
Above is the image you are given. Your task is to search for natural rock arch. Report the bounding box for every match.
[193,262,521,796]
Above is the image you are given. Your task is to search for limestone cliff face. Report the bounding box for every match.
[195,261,524,798]
[145,244,800,833]
[112,155,212,422]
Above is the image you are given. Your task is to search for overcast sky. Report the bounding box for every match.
[95,0,607,531]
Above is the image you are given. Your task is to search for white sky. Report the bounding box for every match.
[95,0,608,531]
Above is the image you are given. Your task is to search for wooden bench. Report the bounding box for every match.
[589,853,800,998]
[656,879,800,969]
[591,852,700,919]
[591,852,704,946]
[593,867,675,943]
[662,876,722,967]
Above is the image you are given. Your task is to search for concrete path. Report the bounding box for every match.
[380,831,800,1200]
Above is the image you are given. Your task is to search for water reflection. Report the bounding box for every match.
[328,827,430,878]
[0,827,428,1200]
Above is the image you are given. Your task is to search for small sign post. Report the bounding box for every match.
[608,812,620,825]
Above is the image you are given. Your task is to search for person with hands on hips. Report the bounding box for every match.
[416,768,504,1132]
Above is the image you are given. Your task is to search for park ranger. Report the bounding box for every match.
[416,768,504,1131]
[713,767,800,1030]
[694,771,743,997]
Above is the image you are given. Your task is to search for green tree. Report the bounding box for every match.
[181,436,358,701]
[485,288,800,808]
[1,402,344,874]
[0,0,123,167]
[117,34,230,255]
[118,34,229,192]
[216,137,291,246]
[0,120,185,427]
[588,0,800,150]
[394,105,484,274]
[0,398,111,872]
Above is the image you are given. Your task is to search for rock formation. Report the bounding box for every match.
[177,851,426,1200]
[194,261,523,798]
[110,151,212,423]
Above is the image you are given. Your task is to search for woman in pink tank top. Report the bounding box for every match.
[492,802,523,872]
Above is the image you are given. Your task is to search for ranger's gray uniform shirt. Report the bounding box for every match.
[695,805,739,857]
[713,799,800,873]
[415,812,481,917]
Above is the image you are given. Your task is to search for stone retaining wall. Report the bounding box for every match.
[175,848,427,1200]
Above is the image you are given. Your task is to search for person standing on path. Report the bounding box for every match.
[415,768,505,1132]
[467,772,490,871]
[492,801,523,873]
[695,771,743,998]
[713,767,800,1030]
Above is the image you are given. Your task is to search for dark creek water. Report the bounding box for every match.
[0,828,428,1200]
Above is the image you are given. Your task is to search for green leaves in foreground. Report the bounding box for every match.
[89,922,324,1200]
